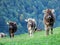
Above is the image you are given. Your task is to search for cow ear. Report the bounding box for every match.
[14,22,16,24]
[42,10,46,13]
[25,19,28,22]
[7,22,9,25]
[51,9,55,13]
[32,19,35,22]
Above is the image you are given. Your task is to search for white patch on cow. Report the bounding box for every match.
[28,22,32,24]
[45,26,47,30]
[30,30,33,37]
[46,23,49,25]
[47,15,51,18]
[28,27,31,30]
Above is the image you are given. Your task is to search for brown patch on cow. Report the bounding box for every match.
[43,9,55,35]
[9,22,17,38]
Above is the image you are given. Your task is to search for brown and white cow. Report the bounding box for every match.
[43,9,55,35]
[7,21,17,38]
[25,18,37,36]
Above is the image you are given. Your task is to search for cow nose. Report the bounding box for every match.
[48,15,51,18]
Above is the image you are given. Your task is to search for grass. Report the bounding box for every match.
[0,27,60,45]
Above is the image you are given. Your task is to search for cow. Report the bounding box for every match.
[43,9,55,36]
[7,21,17,38]
[0,33,7,38]
[25,18,37,36]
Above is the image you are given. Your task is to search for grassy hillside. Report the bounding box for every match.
[0,27,60,45]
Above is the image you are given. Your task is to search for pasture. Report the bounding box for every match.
[0,27,60,45]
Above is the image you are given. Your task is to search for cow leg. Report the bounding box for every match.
[29,30,33,37]
[46,29,49,35]
[34,27,37,32]
[9,33,14,38]
[29,29,33,37]
[10,33,11,38]
[9,32,14,38]
[12,33,14,37]
[28,27,33,37]
[9,30,11,38]
[45,25,49,36]
[51,27,53,34]
[11,33,14,38]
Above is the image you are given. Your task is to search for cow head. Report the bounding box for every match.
[43,9,55,20]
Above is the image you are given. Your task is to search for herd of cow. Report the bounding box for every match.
[0,9,55,38]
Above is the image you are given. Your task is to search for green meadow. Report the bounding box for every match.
[0,27,60,45]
